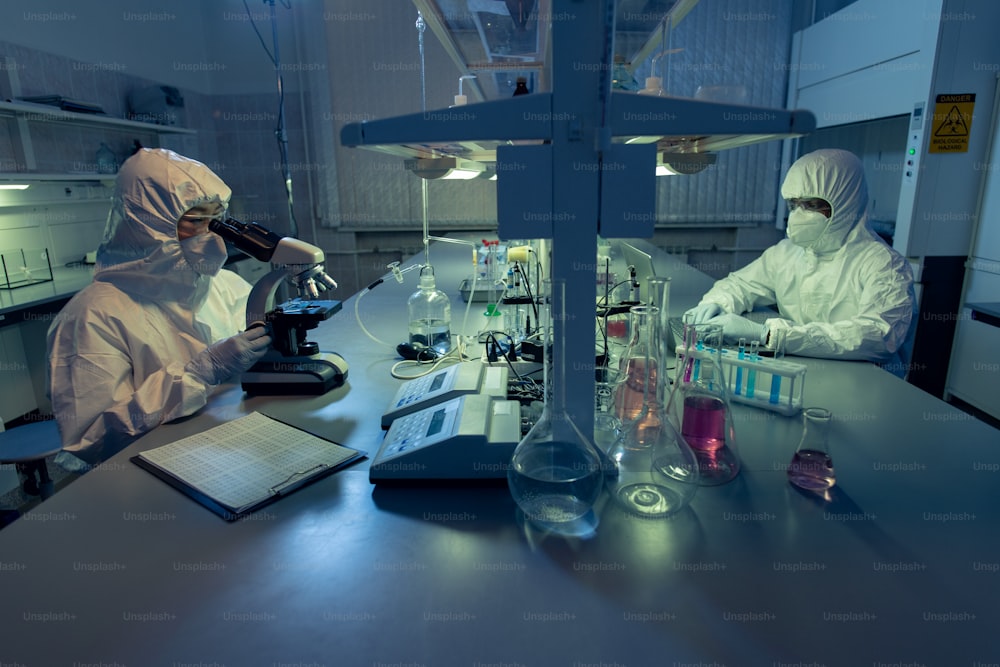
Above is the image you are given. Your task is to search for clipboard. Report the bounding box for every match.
[131,411,365,521]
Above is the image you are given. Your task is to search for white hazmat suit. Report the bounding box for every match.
[47,149,271,465]
[688,149,915,370]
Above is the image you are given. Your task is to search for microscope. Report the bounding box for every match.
[209,217,349,395]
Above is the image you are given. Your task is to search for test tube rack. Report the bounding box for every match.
[674,345,807,416]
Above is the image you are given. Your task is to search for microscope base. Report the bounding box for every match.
[241,352,349,396]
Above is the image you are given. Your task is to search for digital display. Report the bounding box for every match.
[426,409,446,437]
[429,373,445,392]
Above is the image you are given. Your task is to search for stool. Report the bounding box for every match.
[0,420,64,501]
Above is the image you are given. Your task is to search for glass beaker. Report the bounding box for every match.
[508,280,604,533]
[788,407,836,492]
[606,305,699,518]
[667,322,741,485]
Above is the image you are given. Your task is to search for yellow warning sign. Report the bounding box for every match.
[929,93,975,153]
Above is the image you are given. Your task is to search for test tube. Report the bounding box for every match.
[768,329,786,405]
[693,331,704,381]
[746,340,760,398]
[734,337,746,396]
[769,366,782,404]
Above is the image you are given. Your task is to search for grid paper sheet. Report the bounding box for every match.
[137,412,358,512]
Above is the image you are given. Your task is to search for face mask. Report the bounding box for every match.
[787,208,831,248]
[179,233,227,276]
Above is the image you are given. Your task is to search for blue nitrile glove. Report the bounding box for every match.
[186,327,272,386]
[684,302,723,324]
[706,313,767,345]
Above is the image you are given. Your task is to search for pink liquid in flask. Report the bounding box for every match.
[681,395,726,451]
[788,449,836,491]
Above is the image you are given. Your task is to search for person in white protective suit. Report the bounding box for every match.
[684,148,915,371]
[47,148,272,468]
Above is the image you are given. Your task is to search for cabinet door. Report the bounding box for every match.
[0,326,38,424]
[947,312,1000,420]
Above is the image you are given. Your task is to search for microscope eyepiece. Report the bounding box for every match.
[209,217,281,263]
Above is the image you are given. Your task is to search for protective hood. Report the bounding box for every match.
[780,149,868,256]
[95,148,231,312]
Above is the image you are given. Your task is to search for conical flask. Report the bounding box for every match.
[508,280,604,533]
[606,305,699,518]
[788,407,835,492]
[667,321,741,485]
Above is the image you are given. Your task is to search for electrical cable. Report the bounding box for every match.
[482,330,522,380]
[390,335,465,380]
[514,262,539,323]
[353,263,421,348]
[244,0,299,238]
[353,287,393,347]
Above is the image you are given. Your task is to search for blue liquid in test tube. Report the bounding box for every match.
[746,341,759,398]
[734,337,746,396]
[769,367,782,404]
[768,330,785,404]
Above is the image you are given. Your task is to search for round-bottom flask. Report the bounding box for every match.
[606,306,699,518]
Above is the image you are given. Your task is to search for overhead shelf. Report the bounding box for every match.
[0,100,196,134]
[340,91,816,161]
[0,172,116,185]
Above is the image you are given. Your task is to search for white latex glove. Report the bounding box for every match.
[684,302,723,324]
[706,313,767,345]
[186,326,272,386]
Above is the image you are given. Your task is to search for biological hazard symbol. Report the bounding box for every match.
[935,106,969,136]
[929,93,975,153]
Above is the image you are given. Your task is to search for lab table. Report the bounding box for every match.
[0,239,998,666]
[0,264,94,328]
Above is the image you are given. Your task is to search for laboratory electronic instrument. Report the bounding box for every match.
[381,361,510,428]
[370,394,522,484]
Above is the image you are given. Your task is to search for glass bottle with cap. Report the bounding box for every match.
[407,265,452,355]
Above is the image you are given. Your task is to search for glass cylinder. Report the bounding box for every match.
[606,305,699,518]
[667,322,741,486]
[508,280,604,533]
[788,407,836,492]
[647,276,672,398]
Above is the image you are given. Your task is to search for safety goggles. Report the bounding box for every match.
[785,198,831,215]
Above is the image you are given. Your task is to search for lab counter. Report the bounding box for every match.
[0,264,94,327]
[0,239,998,666]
